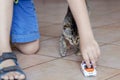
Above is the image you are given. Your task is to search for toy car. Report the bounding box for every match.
[81,61,97,77]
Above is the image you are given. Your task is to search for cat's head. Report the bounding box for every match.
[63,24,79,46]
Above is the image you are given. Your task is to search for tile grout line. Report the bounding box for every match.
[101,42,120,47]
[40,23,62,28]
[40,36,57,42]
[23,58,60,70]
[97,40,120,47]
[97,65,120,70]
[36,53,74,59]
[99,42,111,47]
[91,7,120,17]
[40,33,60,37]
[39,21,62,25]
[105,72,120,80]
[92,20,120,30]
[62,58,81,62]
[108,42,120,46]
[23,54,78,70]
[36,54,61,58]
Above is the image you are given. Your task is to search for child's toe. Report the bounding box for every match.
[15,72,25,80]
[2,75,9,80]
[9,75,14,80]
[19,74,26,79]
[15,74,19,79]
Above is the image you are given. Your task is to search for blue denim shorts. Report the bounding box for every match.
[11,0,40,43]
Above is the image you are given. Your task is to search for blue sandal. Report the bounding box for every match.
[0,52,26,80]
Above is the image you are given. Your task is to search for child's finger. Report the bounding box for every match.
[87,50,96,67]
[85,59,91,68]
[82,52,91,68]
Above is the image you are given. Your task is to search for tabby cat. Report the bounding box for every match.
[59,0,90,57]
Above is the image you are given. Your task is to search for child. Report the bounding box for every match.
[0,0,40,79]
[66,0,101,68]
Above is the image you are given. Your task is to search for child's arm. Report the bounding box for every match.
[67,0,100,68]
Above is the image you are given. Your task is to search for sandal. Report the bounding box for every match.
[0,52,26,80]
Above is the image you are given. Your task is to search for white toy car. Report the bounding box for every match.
[81,61,97,77]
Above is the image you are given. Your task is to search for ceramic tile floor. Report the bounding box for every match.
[13,0,120,80]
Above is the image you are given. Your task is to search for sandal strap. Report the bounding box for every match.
[0,66,25,77]
[0,52,17,64]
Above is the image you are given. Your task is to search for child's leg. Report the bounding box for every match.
[15,40,40,55]
[0,0,13,53]
[11,0,40,55]
[0,0,25,80]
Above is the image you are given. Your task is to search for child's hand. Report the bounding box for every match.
[80,38,101,68]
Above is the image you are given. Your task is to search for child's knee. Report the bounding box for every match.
[15,40,40,55]
[21,45,40,55]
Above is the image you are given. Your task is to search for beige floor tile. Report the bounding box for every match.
[14,52,56,69]
[90,12,120,28]
[39,22,53,28]
[98,44,120,69]
[111,41,120,46]
[63,54,83,62]
[90,0,120,28]
[38,14,65,24]
[90,0,120,16]
[24,59,120,80]
[38,38,61,57]
[93,23,120,43]
[40,24,63,37]
[40,0,66,3]
[98,42,107,46]
[35,1,67,24]
[107,74,120,80]
[91,11,120,28]
[40,35,53,42]
[37,4,67,23]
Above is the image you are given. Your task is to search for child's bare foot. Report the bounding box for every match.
[0,52,26,80]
